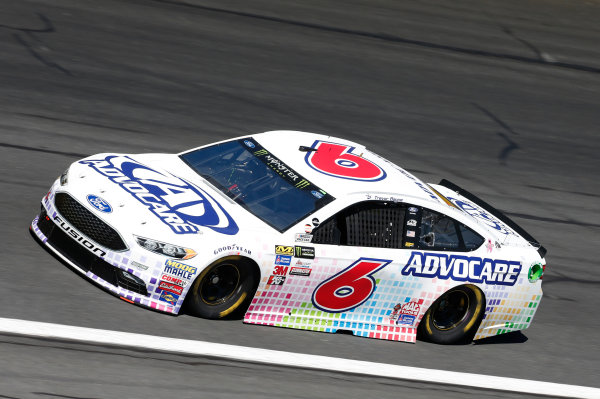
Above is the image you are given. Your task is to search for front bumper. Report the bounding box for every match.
[31,189,182,315]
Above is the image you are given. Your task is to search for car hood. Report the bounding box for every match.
[63,152,262,247]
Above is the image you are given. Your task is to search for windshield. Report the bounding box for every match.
[180,138,335,232]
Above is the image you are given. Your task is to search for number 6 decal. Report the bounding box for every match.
[305,141,386,181]
[312,258,391,313]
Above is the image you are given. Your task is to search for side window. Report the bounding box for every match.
[345,202,404,248]
[459,224,485,250]
[418,208,483,251]
[311,217,341,245]
[420,210,460,250]
[311,201,405,248]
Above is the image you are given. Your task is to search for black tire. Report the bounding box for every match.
[419,285,484,344]
[187,257,257,319]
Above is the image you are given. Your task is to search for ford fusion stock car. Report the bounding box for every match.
[31,131,546,344]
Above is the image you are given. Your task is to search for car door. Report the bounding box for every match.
[307,200,486,331]
[308,200,410,323]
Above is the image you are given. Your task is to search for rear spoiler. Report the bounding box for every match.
[439,179,547,258]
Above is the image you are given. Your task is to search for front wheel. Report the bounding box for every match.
[187,257,257,319]
[419,285,484,344]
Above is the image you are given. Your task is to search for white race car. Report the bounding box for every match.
[31,131,546,344]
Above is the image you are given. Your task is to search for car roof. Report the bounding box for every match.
[241,130,441,203]
[181,130,520,241]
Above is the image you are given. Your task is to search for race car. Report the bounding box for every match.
[30,131,546,344]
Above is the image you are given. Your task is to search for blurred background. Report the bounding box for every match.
[1,0,599,398]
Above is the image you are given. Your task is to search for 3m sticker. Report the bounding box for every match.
[272,265,289,276]
[305,141,386,181]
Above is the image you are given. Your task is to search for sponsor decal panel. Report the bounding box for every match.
[401,252,522,286]
[131,261,149,271]
[158,280,184,295]
[213,244,251,256]
[295,246,315,259]
[400,301,420,316]
[295,259,312,267]
[86,194,112,213]
[389,301,420,326]
[275,245,294,255]
[80,155,238,235]
[163,259,197,280]
[295,233,312,243]
[161,273,188,287]
[159,290,179,306]
[274,255,292,266]
[407,219,417,227]
[290,267,311,277]
[267,275,286,285]
[397,314,416,326]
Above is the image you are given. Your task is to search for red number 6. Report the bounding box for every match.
[305,141,386,181]
[312,258,391,313]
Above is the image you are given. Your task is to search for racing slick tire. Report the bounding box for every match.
[419,284,484,344]
[187,256,258,319]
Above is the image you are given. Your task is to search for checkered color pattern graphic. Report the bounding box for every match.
[245,262,440,343]
[474,276,542,339]
[245,255,543,343]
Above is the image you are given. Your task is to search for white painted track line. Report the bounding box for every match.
[0,317,598,398]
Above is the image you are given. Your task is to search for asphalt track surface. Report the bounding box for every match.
[1,0,599,397]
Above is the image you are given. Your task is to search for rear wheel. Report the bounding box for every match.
[187,257,257,319]
[419,285,484,344]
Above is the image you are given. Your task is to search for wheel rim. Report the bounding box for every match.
[199,263,241,306]
[432,289,470,330]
